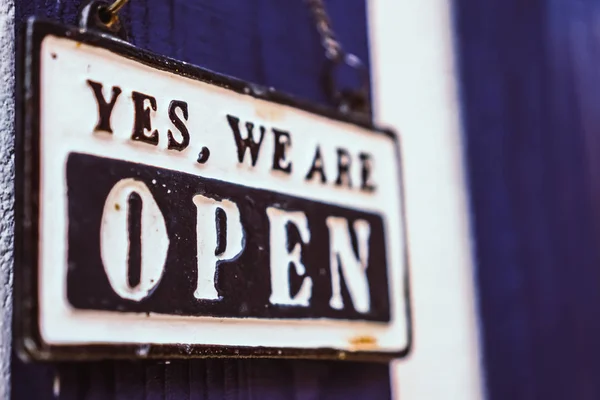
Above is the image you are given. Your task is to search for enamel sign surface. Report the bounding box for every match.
[15,20,411,361]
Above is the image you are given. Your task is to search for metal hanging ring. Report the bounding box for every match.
[79,0,129,41]
[98,0,129,27]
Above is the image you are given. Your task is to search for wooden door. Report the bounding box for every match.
[11,1,392,399]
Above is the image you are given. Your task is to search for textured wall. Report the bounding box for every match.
[0,0,14,398]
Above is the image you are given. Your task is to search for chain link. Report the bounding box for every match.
[107,0,129,15]
[305,0,343,61]
[305,0,370,114]
[98,0,129,26]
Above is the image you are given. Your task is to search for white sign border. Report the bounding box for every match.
[14,19,412,362]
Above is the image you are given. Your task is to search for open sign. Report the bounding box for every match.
[15,20,411,361]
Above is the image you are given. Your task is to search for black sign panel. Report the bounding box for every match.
[66,152,391,321]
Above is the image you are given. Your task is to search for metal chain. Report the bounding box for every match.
[305,0,370,115]
[107,0,129,15]
[305,0,343,61]
[96,0,368,114]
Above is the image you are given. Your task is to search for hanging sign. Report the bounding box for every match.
[14,19,411,361]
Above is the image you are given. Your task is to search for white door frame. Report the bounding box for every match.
[368,1,486,399]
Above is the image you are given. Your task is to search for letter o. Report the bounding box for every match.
[100,178,170,301]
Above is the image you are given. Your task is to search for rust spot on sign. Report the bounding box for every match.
[348,335,378,350]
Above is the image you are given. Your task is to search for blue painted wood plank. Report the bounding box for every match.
[114,362,145,400]
[455,0,600,398]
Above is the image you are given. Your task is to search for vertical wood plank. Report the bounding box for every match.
[144,362,165,400]
[455,0,600,398]
[165,361,190,400]
[86,362,115,400]
[115,362,145,400]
